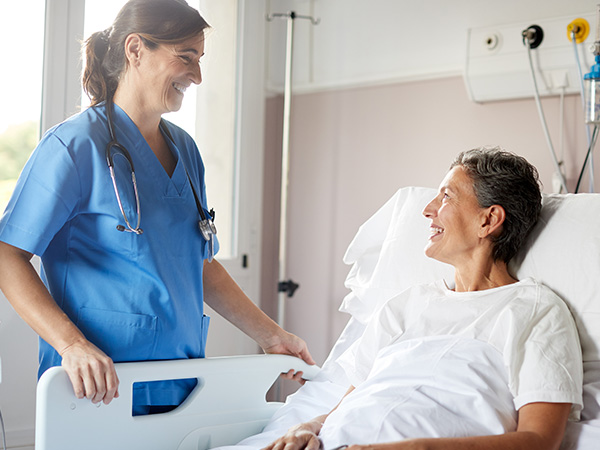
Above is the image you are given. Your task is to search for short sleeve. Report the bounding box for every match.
[0,132,81,256]
[508,286,584,421]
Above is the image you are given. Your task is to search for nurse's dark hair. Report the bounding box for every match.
[82,0,209,106]
[450,147,542,264]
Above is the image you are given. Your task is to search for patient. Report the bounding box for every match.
[264,148,583,450]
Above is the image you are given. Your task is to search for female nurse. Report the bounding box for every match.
[0,0,313,415]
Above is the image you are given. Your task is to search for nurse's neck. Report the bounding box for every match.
[112,89,162,140]
[112,88,177,177]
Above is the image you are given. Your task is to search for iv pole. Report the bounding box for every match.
[266,12,319,329]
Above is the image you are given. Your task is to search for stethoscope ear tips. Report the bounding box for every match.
[116,224,125,232]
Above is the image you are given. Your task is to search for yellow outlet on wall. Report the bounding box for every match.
[567,18,590,43]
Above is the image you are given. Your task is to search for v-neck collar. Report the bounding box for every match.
[109,104,188,197]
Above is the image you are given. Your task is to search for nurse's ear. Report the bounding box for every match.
[123,34,144,68]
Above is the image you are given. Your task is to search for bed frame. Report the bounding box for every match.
[35,354,319,450]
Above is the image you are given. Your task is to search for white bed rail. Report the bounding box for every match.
[35,354,319,450]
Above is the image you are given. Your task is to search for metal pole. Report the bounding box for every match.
[266,10,319,401]
[277,13,295,329]
[266,12,319,329]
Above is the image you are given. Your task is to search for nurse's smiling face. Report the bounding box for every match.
[131,33,205,116]
[422,166,487,266]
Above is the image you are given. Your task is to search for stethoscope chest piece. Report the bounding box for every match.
[198,209,217,241]
[198,209,217,262]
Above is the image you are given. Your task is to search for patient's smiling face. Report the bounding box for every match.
[422,166,487,266]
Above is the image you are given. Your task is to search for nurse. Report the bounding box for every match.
[0,0,313,414]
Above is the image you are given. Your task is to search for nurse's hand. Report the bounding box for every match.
[263,330,315,384]
[60,339,120,405]
[263,330,316,366]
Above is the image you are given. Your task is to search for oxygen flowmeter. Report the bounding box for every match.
[585,5,600,124]
[585,54,600,124]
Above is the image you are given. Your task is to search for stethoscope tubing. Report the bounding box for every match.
[105,101,143,234]
[104,101,216,248]
[108,163,142,234]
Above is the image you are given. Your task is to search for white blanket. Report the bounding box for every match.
[231,337,517,450]
[319,336,516,448]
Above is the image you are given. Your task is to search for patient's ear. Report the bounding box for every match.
[479,205,505,238]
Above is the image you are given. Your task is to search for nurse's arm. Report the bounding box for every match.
[0,241,119,404]
[203,259,315,366]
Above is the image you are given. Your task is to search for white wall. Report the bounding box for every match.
[266,0,596,92]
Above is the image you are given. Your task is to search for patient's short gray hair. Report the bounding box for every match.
[450,147,542,264]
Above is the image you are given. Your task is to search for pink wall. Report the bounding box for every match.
[262,75,591,365]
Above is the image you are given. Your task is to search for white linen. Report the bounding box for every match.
[340,187,453,325]
[561,361,600,449]
[338,278,583,419]
[320,337,516,449]
[236,379,346,449]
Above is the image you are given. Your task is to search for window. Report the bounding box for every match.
[0,1,45,211]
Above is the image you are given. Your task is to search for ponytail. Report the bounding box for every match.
[82,28,116,106]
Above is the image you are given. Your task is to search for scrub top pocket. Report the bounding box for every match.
[76,307,158,362]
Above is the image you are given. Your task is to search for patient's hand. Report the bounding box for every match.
[262,419,324,450]
[280,368,307,385]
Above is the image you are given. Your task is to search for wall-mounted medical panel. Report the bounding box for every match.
[464,12,596,103]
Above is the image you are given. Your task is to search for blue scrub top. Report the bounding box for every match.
[0,104,218,406]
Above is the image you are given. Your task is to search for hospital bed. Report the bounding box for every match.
[35,187,600,449]
[35,354,319,450]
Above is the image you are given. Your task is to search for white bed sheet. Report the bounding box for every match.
[561,361,600,450]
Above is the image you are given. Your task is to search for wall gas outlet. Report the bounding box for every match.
[484,33,501,52]
[465,12,596,103]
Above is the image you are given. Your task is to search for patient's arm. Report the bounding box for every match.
[262,386,355,450]
[347,402,571,450]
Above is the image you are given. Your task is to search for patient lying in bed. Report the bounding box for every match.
[263,148,583,450]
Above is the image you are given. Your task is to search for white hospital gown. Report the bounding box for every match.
[326,278,583,449]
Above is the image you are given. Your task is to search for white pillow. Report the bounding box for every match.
[340,187,452,324]
[338,187,600,362]
[511,193,600,362]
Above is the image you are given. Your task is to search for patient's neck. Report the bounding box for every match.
[453,259,517,292]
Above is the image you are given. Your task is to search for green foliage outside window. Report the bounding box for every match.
[0,121,38,210]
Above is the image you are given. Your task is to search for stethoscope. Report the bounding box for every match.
[105,101,217,261]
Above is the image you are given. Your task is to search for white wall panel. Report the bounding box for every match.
[266,0,597,94]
